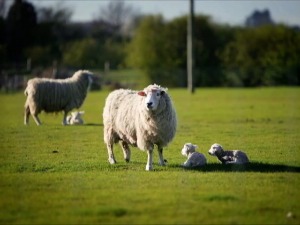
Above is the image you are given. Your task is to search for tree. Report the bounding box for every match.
[24,4,74,66]
[63,37,125,69]
[0,0,6,18]
[221,25,300,86]
[96,0,140,37]
[126,14,231,87]
[0,0,5,45]
[5,0,37,63]
[126,15,172,84]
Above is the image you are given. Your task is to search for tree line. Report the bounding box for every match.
[1,0,299,87]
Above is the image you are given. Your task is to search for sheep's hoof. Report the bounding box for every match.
[158,159,167,166]
[145,165,153,171]
[125,158,130,163]
[108,158,117,164]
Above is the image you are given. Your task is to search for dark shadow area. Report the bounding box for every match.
[172,162,300,173]
[84,123,103,126]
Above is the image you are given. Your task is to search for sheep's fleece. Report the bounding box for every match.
[24,70,92,125]
[103,84,177,171]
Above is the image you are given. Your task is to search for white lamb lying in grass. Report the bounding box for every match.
[66,111,85,125]
[181,143,207,168]
[208,143,249,164]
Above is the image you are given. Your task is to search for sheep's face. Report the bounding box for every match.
[138,89,165,111]
[181,143,197,157]
[208,143,223,156]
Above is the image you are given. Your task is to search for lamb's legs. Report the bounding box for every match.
[107,143,117,164]
[120,141,131,162]
[146,149,154,171]
[158,147,166,166]
[24,106,30,125]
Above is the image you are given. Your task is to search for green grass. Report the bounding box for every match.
[0,87,300,224]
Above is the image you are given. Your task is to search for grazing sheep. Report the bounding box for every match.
[181,143,207,168]
[24,70,93,125]
[208,143,249,164]
[103,84,177,171]
[66,111,85,125]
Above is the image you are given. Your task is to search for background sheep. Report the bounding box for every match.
[103,84,177,171]
[181,143,207,168]
[66,111,85,125]
[208,143,249,164]
[24,70,93,125]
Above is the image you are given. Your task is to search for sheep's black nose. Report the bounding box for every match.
[147,102,153,108]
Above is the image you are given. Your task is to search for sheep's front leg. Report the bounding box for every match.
[182,160,192,168]
[146,146,154,171]
[158,147,166,166]
[62,111,68,125]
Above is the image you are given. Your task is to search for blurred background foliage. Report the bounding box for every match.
[0,0,299,90]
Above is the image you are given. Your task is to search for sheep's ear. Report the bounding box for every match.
[194,145,198,149]
[79,111,85,115]
[160,90,165,96]
[138,91,146,96]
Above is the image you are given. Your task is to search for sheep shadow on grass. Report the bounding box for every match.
[175,162,300,173]
[84,123,103,126]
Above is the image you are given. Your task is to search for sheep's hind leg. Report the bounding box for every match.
[158,146,166,166]
[120,141,131,162]
[24,106,30,125]
[32,113,41,126]
[107,143,117,164]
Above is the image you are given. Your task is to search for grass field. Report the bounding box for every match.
[0,87,299,224]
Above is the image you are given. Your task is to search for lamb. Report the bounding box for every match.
[103,84,177,171]
[208,143,249,164]
[66,111,85,125]
[24,70,93,125]
[181,143,207,168]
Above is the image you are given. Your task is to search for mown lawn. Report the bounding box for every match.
[0,87,299,224]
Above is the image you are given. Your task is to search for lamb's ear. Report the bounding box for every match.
[160,90,165,96]
[79,111,85,115]
[194,145,198,150]
[138,91,146,96]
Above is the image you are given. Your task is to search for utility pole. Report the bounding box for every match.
[187,0,195,93]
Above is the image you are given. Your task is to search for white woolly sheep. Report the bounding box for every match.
[103,84,177,171]
[24,70,93,125]
[66,111,85,125]
[181,143,207,168]
[208,143,249,164]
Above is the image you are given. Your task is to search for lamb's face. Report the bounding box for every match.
[181,143,197,157]
[208,143,223,156]
[138,89,165,111]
